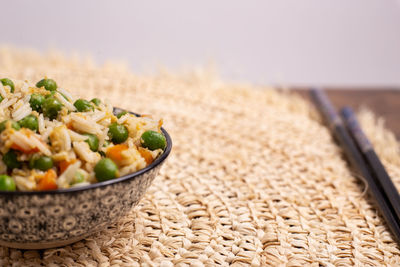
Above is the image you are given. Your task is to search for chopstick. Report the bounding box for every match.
[341,107,400,221]
[310,88,400,243]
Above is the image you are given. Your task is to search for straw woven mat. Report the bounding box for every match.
[0,47,400,267]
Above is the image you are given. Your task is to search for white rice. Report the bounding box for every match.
[50,126,71,152]
[97,128,109,149]
[55,92,76,111]
[20,82,29,93]
[9,131,31,151]
[70,182,91,188]
[57,87,74,101]
[12,102,32,121]
[90,111,106,122]
[73,141,101,163]
[15,175,36,191]
[70,113,102,135]
[38,114,45,134]
[57,161,81,188]
[9,130,52,156]
[0,97,17,109]
[68,130,88,142]
[117,115,129,124]
[0,85,7,98]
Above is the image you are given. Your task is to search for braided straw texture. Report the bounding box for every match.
[0,47,400,266]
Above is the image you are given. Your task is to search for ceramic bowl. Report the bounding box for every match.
[0,109,172,249]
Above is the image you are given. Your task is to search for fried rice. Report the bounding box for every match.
[0,77,165,191]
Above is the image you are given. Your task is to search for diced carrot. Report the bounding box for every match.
[37,169,58,191]
[158,118,163,131]
[138,147,154,165]
[10,143,39,154]
[106,144,129,165]
[58,159,77,174]
[66,122,73,129]
[10,129,48,154]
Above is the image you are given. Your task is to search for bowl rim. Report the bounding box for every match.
[0,109,172,195]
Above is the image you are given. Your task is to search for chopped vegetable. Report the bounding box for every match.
[140,130,166,150]
[0,175,16,191]
[72,171,85,184]
[94,158,118,181]
[1,78,15,93]
[36,78,57,91]
[0,120,20,132]
[3,150,21,170]
[116,111,127,119]
[90,98,101,106]
[103,140,111,147]
[108,123,128,144]
[29,93,45,112]
[74,99,93,112]
[42,97,62,120]
[58,159,76,174]
[31,156,53,171]
[37,169,57,190]
[106,144,128,164]
[18,115,38,132]
[138,147,154,164]
[11,143,39,154]
[83,133,99,152]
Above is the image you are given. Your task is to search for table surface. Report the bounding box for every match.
[295,89,400,139]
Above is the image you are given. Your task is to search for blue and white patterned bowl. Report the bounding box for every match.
[0,109,172,249]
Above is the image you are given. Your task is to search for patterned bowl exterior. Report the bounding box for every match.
[0,110,172,249]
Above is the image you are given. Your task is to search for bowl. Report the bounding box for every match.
[0,108,172,249]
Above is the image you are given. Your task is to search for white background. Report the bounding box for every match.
[1,0,400,87]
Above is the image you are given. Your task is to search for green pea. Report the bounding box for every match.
[42,97,62,120]
[47,90,56,97]
[29,93,45,112]
[116,111,127,119]
[28,156,35,169]
[103,140,111,147]
[32,156,53,171]
[1,78,15,93]
[0,175,16,191]
[3,150,21,170]
[140,130,166,150]
[0,120,20,132]
[72,172,85,184]
[74,99,93,112]
[94,158,118,181]
[28,155,41,169]
[0,95,3,103]
[13,122,21,131]
[18,115,38,132]
[0,121,10,132]
[83,133,99,152]
[108,123,128,144]
[90,98,101,106]
[36,78,57,91]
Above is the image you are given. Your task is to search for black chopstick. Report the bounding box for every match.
[310,88,400,243]
[341,107,400,221]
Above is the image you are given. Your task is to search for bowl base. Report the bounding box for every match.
[0,234,91,249]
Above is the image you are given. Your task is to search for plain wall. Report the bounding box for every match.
[1,0,400,87]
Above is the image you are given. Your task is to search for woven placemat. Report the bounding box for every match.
[0,47,400,266]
